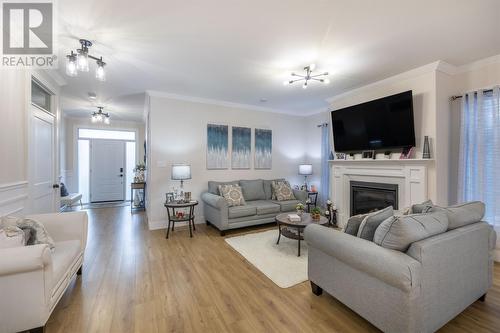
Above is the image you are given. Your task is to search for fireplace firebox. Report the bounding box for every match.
[350,181,398,216]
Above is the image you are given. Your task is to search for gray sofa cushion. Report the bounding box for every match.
[246,200,280,215]
[374,211,449,251]
[228,205,257,219]
[239,180,266,201]
[410,200,433,214]
[344,214,368,236]
[263,178,285,200]
[423,201,485,230]
[272,199,301,212]
[357,206,394,241]
[208,180,238,195]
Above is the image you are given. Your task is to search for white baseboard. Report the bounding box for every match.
[148,215,205,230]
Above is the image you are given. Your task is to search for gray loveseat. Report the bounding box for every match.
[201,179,307,235]
[304,202,496,333]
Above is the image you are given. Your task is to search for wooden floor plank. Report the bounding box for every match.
[46,206,500,333]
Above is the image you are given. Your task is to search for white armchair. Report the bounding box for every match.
[0,211,88,333]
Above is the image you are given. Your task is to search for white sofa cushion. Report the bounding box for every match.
[51,240,81,289]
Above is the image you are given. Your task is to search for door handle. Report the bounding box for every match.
[53,184,60,189]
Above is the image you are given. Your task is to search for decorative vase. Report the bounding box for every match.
[135,170,145,182]
[296,209,303,216]
[312,213,321,220]
[422,136,431,159]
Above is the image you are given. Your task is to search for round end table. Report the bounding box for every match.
[164,200,198,238]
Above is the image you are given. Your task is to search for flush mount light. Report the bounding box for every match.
[66,39,106,81]
[91,106,110,124]
[283,64,329,89]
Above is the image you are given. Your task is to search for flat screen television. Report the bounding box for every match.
[331,90,416,152]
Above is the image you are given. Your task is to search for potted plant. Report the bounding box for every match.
[311,207,322,220]
[295,202,304,215]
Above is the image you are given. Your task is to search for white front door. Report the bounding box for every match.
[90,139,126,202]
[30,106,57,213]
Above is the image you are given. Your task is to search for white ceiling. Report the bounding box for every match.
[57,0,500,121]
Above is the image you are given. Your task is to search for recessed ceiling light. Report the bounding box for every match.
[260,98,268,103]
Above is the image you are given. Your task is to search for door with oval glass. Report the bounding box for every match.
[90,139,126,202]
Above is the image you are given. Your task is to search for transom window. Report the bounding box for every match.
[78,128,136,141]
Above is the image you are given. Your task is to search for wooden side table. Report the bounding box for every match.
[131,182,146,212]
[164,200,198,238]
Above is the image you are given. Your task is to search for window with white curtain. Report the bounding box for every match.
[458,87,500,229]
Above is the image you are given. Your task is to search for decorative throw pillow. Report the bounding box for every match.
[423,201,485,230]
[271,180,290,200]
[0,216,55,250]
[410,200,433,214]
[272,181,296,201]
[373,211,449,251]
[60,182,69,197]
[218,184,246,207]
[0,226,26,249]
[344,214,368,236]
[357,206,394,241]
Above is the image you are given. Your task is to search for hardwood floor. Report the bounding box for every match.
[46,206,500,333]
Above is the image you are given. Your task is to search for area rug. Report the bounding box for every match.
[225,229,308,288]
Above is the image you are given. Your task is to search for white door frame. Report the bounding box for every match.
[27,76,58,213]
[89,139,127,202]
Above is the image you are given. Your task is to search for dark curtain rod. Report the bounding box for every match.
[451,89,494,100]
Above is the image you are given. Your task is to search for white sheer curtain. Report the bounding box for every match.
[458,87,500,228]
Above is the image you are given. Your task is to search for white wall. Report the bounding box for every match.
[146,94,308,229]
[61,116,146,193]
[0,69,62,216]
[0,70,29,217]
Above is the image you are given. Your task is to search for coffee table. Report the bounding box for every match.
[275,212,329,256]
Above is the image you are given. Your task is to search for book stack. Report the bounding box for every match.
[287,214,301,222]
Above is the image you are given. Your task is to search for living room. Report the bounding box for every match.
[1,1,500,332]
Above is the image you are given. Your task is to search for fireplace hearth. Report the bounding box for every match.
[350,181,398,216]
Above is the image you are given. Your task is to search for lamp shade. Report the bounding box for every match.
[298,164,312,175]
[171,164,191,180]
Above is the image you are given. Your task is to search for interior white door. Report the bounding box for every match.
[30,106,56,213]
[90,139,126,202]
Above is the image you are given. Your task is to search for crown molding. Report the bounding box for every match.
[145,90,302,116]
[325,61,441,104]
[44,69,67,86]
[455,53,500,74]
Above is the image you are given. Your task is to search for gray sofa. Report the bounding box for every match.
[201,179,307,235]
[304,204,496,333]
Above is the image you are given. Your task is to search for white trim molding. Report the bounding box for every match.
[146,90,297,116]
[0,181,29,217]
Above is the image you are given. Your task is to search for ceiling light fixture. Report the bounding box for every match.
[91,106,110,124]
[283,64,329,89]
[66,39,106,81]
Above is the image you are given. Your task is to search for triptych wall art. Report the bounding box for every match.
[206,124,272,170]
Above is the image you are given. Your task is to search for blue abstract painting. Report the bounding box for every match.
[207,124,228,169]
[254,128,272,169]
[232,126,251,169]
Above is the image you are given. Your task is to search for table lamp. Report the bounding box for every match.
[171,164,191,198]
[298,164,312,190]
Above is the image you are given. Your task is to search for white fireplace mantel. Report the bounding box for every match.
[329,159,434,227]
